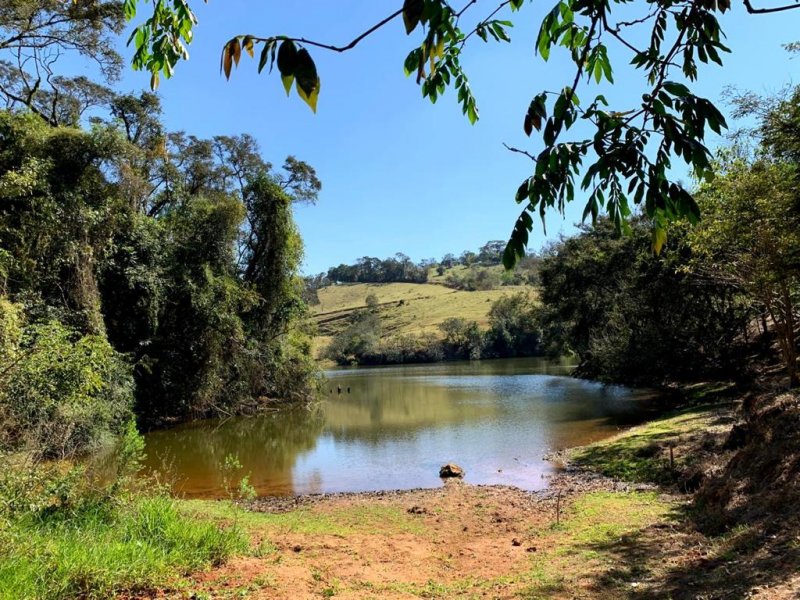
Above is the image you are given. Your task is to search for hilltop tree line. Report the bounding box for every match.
[305,240,541,302]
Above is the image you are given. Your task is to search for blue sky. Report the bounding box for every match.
[109,1,799,274]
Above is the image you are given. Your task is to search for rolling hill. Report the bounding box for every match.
[311,280,535,359]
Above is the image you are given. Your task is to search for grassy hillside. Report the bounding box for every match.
[311,281,535,358]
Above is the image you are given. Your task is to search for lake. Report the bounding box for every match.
[142,358,661,498]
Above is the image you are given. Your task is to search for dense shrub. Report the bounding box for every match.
[360,333,445,365]
[322,309,382,364]
[483,292,542,358]
[0,306,134,459]
[439,317,484,360]
[444,266,501,291]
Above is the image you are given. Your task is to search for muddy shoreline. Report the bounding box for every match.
[244,463,656,514]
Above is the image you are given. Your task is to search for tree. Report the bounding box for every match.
[322,308,381,365]
[477,240,505,265]
[0,1,124,125]
[124,0,787,265]
[485,291,541,357]
[439,317,483,359]
[538,218,748,383]
[365,293,380,311]
[690,154,800,386]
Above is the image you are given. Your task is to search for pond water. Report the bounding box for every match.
[142,358,662,498]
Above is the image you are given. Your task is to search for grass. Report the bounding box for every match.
[0,495,247,599]
[570,402,734,484]
[182,500,426,537]
[519,491,675,599]
[312,281,534,357]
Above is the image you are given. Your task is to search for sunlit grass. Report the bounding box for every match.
[0,495,246,599]
[570,402,733,484]
[182,499,426,537]
[314,282,534,339]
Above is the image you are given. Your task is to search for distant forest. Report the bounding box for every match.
[304,240,541,302]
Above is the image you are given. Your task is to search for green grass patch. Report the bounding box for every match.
[0,495,246,599]
[570,404,730,484]
[520,491,675,598]
[184,500,426,537]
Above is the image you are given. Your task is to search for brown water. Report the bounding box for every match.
[142,358,661,498]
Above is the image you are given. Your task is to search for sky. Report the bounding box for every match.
[104,1,800,274]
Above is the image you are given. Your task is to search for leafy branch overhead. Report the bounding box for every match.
[126,0,799,266]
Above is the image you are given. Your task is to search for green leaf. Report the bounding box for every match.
[504,210,534,269]
[258,43,270,73]
[281,74,294,96]
[651,226,667,254]
[663,81,690,97]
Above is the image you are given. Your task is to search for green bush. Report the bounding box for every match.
[484,292,542,358]
[0,314,134,459]
[538,219,749,384]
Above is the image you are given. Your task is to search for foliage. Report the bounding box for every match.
[0,408,244,599]
[484,291,541,358]
[0,311,134,459]
[0,100,321,425]
[538,218,748,384]
[327,254,429,285]
[122,0,786,264]
[0,1,124,125]
[361,332,445,365]
[690,154,800,386]
[324,291,543,365]
[444,265,501,291]
[0,489,245,599]
[439,317,484,360]
[322,308,381,365]
[365,293,380,311]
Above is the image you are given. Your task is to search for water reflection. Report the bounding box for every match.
[142,358,660,497]
[143,406,325,496]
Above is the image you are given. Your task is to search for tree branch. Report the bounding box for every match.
[743,0,800,13]
[253,8,404,53]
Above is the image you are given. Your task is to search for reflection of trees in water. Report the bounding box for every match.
[143,359,664,496]
[540,378,663,425]
[325,369,662,450]
[143,406,325,496]
[322,374,500,444]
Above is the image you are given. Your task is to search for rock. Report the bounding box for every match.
[512,538,522,547]
[439,463,465,479]
[292,544,303,553]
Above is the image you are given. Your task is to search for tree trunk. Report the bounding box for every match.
[767,285,800,388]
